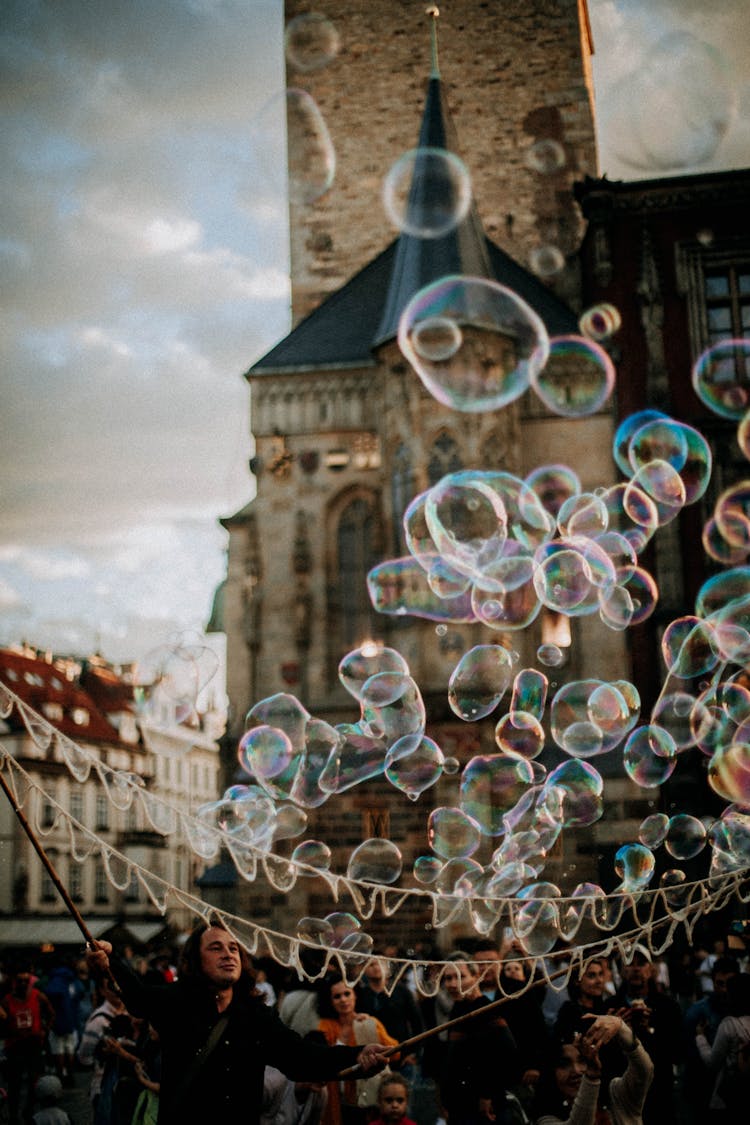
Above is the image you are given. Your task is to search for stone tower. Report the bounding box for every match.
[218,2,628,943]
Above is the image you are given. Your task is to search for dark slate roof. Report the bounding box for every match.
[248,74,579,377]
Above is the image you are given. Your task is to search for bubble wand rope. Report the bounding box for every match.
[0,766,121,990]
[338,959,572,1077]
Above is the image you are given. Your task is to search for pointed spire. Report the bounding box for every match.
[373,10,494,348]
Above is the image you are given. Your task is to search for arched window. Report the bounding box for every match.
[391,442,414,552]
[328,490,381,671]
[428,431,463,485]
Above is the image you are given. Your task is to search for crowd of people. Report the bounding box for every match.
[1,925,749,1125]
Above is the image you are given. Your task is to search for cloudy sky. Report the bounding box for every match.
[1,1,749,685]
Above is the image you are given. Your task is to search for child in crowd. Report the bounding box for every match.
[370,1076,416,1125]
[32,1075,71,1125]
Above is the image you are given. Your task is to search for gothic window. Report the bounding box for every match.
[481,428,507,469]
[704,267,750,348]
[391,442,414,551]
[328,491,381,670]
[427,431,463,485]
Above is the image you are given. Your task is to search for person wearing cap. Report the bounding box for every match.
[612,945,682,1125]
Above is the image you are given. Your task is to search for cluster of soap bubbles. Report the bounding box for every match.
[397,275,617,418]
[133,637,218,730]
[368,411,710,636]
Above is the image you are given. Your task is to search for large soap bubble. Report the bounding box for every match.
[285,12,341,72]
[383,147,472,238]
[398,275,549,412]
[448,645,513,720]
[531,336,615,417]
[285,89,335,204]
[692,339,750,420]
[347,838,403,884]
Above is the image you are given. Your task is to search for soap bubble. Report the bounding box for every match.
[526,464,582,519]
[297,917,334,945]
[618,566,659,625]
[614,842,655,891]
[385,733,444,800]
[291,840,332,872]
[516,897,560,955]
[324,912,361,947]
[319,723,387,794]
[411,317,463,362]
[444,755,460,775]
[544,760,603,827]
[367,556,477,623]
[495,711,545,760]
[428,806,481,859]
[713,482,750,549]
[338,644,410,701]
[134,638,218,728]
[551,679,634,757]
[531,336,615,417]
[651,692,711,751]
[525,138,565,174]
[661,616,718,679]
[537,643,564,668]
[692,339,750,419]
[639,812,669,849]
[665,814,707,860]
[414,855,443,883]
[285,12,340,71]
[360,672,414,708]
[347,838,403,884]
[448,645,513,720]
[398,275,549,413]
[285,89,336,204]
[708,742,750,808]
[529,245,565,278]
[511,668,548,720]
[238,725,294,780]
[738,411,750,459]
[579,303,622,341]
[623,725,677,787]
[383,147,472,238]
[425,474,509,578]
[460,755,535,835]
[613,410,670,477]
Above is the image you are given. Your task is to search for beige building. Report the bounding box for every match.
[217,1,643,946]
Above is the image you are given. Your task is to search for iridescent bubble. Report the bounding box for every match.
[708,742,750,808]
[639,812,669,849]
[460,755,535,835]
[703,514,750,565]
[531,336,615,417]
[427,556,472,598]
[651,691,711,751]
[398,275,549,413]
[338,645,410,702]
[714,482,750,548]
[537,643,564,668]
[665,813,707,860]
[543,760,603,827]
[319,722,387,794]
[285,12,340,71]
[551,679,634,756]
[443,755,460,775]
[557,492,609,539]
[360,671,413,707]
[511,668,548,720]
[614,843,655,891]
[661,616,718,678]
[579,303,622,341]
[385,733,444,800]
[291,840,332,873]
[602,481,659,554]
[696,568,750,618]
[471,572,541,632]
[237,725,294,780]
[448,645,514,720]
[525,138,566,174]
[347,838,403,884]
[598,584,634,632]
[324,912,361,947]
[525,464,581,519]
[529,245,565,278]
[367,556,476,623]
[245,693,310,752]
[692,339,750,420]
[286,88,336,204]
[627,460,686,524]
[412,316,463,362]
[613,410,669,477]
[428,806,481,859]
[618,566,659,625]
[660,868,689,907]
[721,807,750,863]
[533,543,599,615]
[738,410,750,459]
[495,710,545,760]
[413,855,443,884]
[515,898,560,955]
[133,637,218,727]
[628,418,688,475]
[362,676,426,745]
[623,726,677,787]
[297,917,334,945]
[425,473,509,578]
[272,804,308,842]
[383,147,472,238]
[438,857,485,897]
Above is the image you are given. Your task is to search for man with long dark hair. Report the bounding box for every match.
[86,919,387,1125]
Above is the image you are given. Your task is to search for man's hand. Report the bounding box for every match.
[85,939,113,975]
[581,1014,623,1049]
[479,1096,496,1121]
[356,1043,391,1074]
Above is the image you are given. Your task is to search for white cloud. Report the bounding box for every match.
[0,578,22,610]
